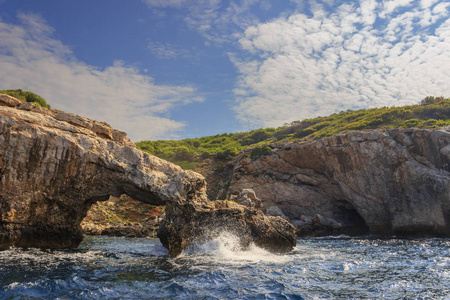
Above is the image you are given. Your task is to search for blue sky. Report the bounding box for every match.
[0,0,449,141]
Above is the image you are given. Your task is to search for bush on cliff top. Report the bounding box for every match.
[136,96,450,169]
[0,89,51,109]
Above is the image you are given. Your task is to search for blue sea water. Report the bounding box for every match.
[1,233,450,299]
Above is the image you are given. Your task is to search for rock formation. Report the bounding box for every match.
[225,128,450,237]
[158,199,296,257]
[0,93,296,255]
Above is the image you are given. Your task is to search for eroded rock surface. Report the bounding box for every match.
[0,93,296,255]
[0,94,205,249]
[226,128,450,237]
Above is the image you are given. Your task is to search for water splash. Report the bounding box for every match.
[182,231,291,264]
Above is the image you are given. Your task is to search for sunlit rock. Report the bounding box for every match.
[0,93,297,256]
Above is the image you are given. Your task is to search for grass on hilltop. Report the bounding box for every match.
[136,96,450,169]
[0,89,51,109]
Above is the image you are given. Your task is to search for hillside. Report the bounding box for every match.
[136,96,450,170]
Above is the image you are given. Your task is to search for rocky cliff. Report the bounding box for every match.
[0,93,296,255]
[225,128,450,237]
[0,93,206,249]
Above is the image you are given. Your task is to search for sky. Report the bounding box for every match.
[0,0,449,141]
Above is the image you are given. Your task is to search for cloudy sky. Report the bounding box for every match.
[0,0,449,141]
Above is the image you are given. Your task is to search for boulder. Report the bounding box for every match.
[158,200,296,257]
[228,188,263,209]
[266,206,289,220]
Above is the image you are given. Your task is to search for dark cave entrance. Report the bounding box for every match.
[333,200,370,236]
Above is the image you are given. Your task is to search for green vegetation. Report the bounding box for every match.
[137,96,450,169]
[0,89,51,109]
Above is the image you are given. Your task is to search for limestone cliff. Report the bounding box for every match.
[0,93,296,255]
[0,93,206,249]
[225,128,450,237]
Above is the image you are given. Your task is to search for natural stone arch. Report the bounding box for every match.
[0,95,206,249]
[0,94,296,256]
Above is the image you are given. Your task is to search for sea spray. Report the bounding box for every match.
[182,231,291,265]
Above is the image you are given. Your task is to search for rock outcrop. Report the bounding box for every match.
[226,128,450,237]
[0,93,296,255]
[158,199,296,257]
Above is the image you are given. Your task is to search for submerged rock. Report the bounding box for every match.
[0,93,296,255]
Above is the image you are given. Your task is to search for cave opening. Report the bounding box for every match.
[333,200,370,236]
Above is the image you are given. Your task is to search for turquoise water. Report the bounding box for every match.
[1,234,450,299]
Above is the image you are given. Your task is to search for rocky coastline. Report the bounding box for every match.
[82,126,450,240]
[223,127,450,237]
[0,93,296,255]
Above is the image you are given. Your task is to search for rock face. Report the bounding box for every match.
[226,128,450,237]
[0,93,296,255]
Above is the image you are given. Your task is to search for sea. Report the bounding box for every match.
[1,233,450,299]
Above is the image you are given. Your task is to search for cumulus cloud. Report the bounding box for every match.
[232,0,450,128]
[0,13,203,141]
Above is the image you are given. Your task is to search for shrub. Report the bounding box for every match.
[400,119,423,128]
[216,147,240,161]
[0,89,51,109]
[250,146,272,159]
[420,96,445,106]
[294,128,316,138]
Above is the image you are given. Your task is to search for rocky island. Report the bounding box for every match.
[0,93,295,256]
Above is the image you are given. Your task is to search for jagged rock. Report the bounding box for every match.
[157,200,296,257]
[226,128,450,237]
[228,188,263,209]
[0,93,296,255]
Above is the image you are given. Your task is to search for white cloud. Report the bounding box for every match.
[380,0,415,18]
[0,13,203,141]
[147,41,193,59]
[233,1,450,128]
[143,0,264,44]
[142,0,187,8]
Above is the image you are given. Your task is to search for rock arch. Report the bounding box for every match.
[0,94,296,256]
[0,94,206,249]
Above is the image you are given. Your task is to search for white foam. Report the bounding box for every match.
[182,231,292,265]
